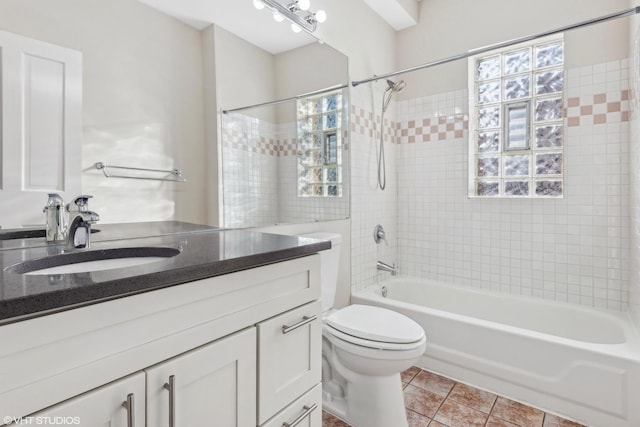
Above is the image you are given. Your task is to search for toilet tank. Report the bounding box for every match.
[302,232,342,312]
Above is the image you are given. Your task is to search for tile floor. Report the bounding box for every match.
[322,366,588,427]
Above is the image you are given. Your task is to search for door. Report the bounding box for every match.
[0,30,82,227]
[23,372,145,427]
[146,327,257,427]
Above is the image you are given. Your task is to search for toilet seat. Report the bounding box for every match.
[324,324,426,351]
[325,304,425,350]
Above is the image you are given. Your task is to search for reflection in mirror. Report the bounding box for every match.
[217,31,350,228]
[297,89,345,198]
[0,0,206,225]
[221,88,349,228]
[0,0,349,229]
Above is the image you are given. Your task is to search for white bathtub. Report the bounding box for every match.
[352,278,640,427]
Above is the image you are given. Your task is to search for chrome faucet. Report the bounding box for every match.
[43,194,99,249]
[377,260,398,276]
[66,195,99,249]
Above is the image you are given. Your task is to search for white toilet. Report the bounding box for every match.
[303,232,427,427]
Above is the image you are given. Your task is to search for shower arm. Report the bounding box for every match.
[351,6,640,87]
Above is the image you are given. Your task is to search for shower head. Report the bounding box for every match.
[386,79,406,92]
[382,79,406,112]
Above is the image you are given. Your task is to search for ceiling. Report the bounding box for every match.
[139,0,419,55]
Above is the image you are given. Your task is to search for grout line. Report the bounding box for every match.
[482,396,499,427]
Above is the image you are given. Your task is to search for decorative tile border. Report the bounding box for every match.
[565,90,630,126]
[349,90,630,146]
[223,126,349,158]
[400,114,468,143]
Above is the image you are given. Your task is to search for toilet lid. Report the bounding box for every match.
[325,304,425,344]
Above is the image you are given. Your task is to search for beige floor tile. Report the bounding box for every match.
[406,409,431,426]
[322,375,589,427]
[404,383,446,418]
[433,399,489,427]
[410,370,456,396]
[402,366,422,384]
[486,415,521,427]
[491,397,544,427]
[322,411,351,427]
[542,413,588,427]
[447,382,497,413]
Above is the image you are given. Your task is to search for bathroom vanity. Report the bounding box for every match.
[0,222,328,427]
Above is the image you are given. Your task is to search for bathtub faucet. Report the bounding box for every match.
[377,260,398,276]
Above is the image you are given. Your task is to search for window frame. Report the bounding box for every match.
[467,34,565,199]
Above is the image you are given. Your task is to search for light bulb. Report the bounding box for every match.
[291,23,302,33]
[298,0,310,10]
[273,11,284,22]
[253,0,265,10]
[315,10,327,23]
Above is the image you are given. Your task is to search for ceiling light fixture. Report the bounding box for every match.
[254,0,326,34]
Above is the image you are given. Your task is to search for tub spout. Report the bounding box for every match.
[377,260,398,276]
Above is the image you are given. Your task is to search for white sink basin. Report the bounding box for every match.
[25,256,170,275]
[7,247,180,275]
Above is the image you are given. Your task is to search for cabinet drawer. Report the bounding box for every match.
[261,383,322,427]
[258,301,321,424]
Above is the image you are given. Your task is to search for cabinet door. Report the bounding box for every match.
[258,301,321,424]
[146,327,256,427]
[25,372,144,427]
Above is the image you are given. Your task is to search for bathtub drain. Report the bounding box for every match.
[381,286,388,297]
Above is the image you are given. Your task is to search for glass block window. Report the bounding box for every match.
[468,36,564,198]
[297,90,343,197]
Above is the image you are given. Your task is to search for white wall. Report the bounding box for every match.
[0,0,206,224]
[395,61,630,310]
[396,0,631,98]
[214,26,277,121]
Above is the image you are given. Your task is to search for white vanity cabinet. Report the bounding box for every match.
[27,373,145,427]
[0,254,322,427]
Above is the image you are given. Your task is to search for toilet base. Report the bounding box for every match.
[323,371,408,427]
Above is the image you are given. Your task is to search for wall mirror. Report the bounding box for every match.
[0,0,350,229]
[217,27,350,228]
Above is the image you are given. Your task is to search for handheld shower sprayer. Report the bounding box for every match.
[382,79,406,113]
[378,79,406,190]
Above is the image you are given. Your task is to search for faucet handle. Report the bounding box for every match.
[373,224,388,246]
[68,195,93,212]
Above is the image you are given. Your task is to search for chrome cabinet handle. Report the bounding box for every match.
[282,404,318,427]
[281,315,317,334]
[121,393,135,427]
[163,375,176,427]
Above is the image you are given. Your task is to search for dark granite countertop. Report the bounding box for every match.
[0,222,330,325]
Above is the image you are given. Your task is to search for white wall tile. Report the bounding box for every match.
[380,60,631,312]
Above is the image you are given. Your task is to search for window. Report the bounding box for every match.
[297,90,343,197]
[468,36,564,198]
